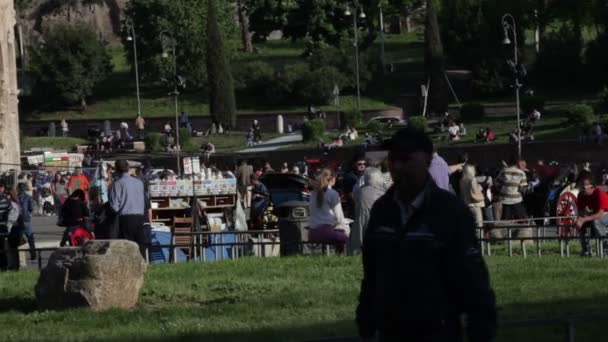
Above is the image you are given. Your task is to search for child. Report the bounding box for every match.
[246,129,254,147]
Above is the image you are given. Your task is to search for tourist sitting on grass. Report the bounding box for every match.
[591,122,607,144]
[201,141,215,164]
[476,128,487,142]
[308,169,349,251]
[528,109,541,122]
[486,127,496,142]
[447,121,460,141]
[163,122,172,135]
[458,122,467,136]
[326,136,344,149]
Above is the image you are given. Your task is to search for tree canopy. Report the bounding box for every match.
[29,23,113,111]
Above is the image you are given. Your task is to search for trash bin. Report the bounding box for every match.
[276,201,310,256]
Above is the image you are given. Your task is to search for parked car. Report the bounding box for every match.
[368,116,406,127]
[260,173,311,207]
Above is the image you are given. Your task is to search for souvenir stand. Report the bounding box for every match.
[148,157,238,262]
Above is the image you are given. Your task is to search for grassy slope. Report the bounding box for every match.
[26,40,396,122]
[21,137,88,151]
[1,256,608,341]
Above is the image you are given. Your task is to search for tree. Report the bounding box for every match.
[387,0,425,32]
[123,0,236,88]
[425,0,448,115]
[248,0,296,41]
[207,0,238,128]
[236,0,254,52]
[29,23,113,111]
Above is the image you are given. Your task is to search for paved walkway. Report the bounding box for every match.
[239,133,303,153]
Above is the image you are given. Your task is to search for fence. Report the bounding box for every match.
[1,215,604,272]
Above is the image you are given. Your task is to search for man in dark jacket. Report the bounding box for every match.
[356,128,496,342]
[17,183,36,260]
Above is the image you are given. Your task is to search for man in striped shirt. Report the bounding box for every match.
[496,157,528,220]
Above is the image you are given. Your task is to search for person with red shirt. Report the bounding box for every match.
[67,167,89,196]
[576,171,608,256]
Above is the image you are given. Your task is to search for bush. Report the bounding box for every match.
[460,103,485,122]
[566,104,595,128]
[597,87,608,115]
[302,119,326,143]
[343,109,363,129]
[299,66,345,105]
[232,61,275,96]
[144,133,162,152]
[521,96,546,115]
[408,116,427,132]
[366,120,383,133]
[534,26,584,86]
[178,128,194,149]
[585,33,608,87]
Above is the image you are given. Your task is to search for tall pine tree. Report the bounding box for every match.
[206,0,237,128]
[425,0,449,116]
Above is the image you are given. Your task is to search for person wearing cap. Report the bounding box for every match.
[108,160,147,257]
[356,127,496,342]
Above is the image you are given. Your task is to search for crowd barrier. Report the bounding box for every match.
[1,215,605,272]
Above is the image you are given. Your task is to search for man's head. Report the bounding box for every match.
[387,128,433,199]
[578,171,597,196]
[74,167,82,175]
[0,181,6,194]
[250,173,260,185]
[352,153,367,175]
[115,160,129,174]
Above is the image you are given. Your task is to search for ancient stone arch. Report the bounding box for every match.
[0,0,21,171]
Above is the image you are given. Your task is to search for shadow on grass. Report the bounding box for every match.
[0,296,38,314]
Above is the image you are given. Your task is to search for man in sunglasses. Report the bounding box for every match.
[576,171,608,256]
[357,128,496,342]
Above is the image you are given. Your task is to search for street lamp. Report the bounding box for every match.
[159,30,181,175]
[345,2,366,111]
[502,13,522,159]
[125,18,141,116]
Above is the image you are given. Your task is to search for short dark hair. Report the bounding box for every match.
[115,159,129,173]
[386,127,434,161]
[578,171,595,185]
[0,181,6,189]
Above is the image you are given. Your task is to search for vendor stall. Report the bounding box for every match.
[148,167,238,261]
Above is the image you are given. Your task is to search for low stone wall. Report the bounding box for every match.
[22,108,403,138]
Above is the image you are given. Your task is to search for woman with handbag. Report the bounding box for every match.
[5,188,25,270]
[460,164,486,228]
[308,169,350,251]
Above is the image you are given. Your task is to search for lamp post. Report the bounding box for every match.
[345,2,366,111]
[502,14,522,159]
[159,30,181,175]
[126,19,141,116]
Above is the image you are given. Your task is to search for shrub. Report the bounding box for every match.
[408,116,427,132]
[566,104,595,128]
[533,26,584,86]
[597,87,608,115]
[302,119,325,143]
[232,61,275,96]
[178,128,194,149]
[343,109,363,129]
[585,33,608,87]
[299,66,345,105]
[366,120,383,133]
[144,133,162,152]
[460,103,485,122]
[521,96,546,115]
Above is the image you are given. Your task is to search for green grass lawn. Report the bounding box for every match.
[21,137,87,152]
[1,256,607,341]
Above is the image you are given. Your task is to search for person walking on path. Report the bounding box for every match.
[356,128,496,342]
[349,167,385,255]
[237,160,253,208]
[59,189,89,247]
[60,118,69,137]
[17,183,36,260]
[67,167,90,197]
[135,114,146,140]
[108,160,147,257]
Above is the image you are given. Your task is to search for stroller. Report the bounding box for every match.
[39,186,55,216]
